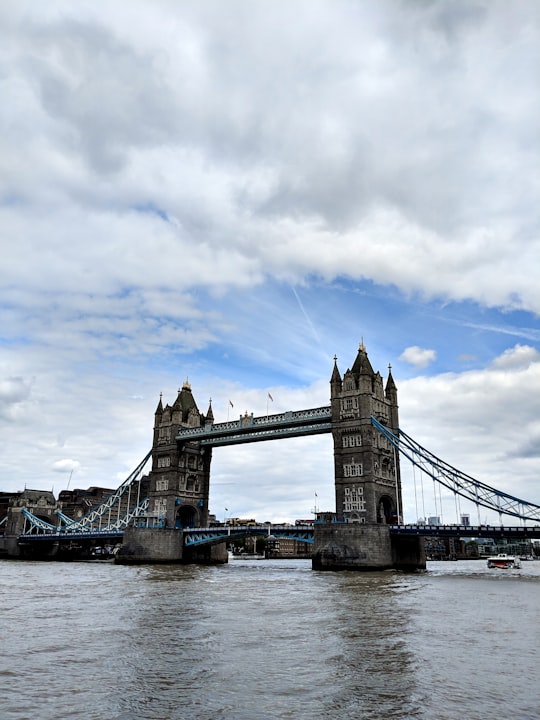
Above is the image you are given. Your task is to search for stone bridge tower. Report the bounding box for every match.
[148,380,213,529]
[313,343,423,571]
[330,342,402,525]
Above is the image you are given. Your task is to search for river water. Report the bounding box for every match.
[1,558,539,720]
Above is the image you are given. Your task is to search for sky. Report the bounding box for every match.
[1,0,539,525]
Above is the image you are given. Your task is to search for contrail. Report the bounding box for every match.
[291,285,322,346]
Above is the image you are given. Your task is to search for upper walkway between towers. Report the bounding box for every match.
[175,406,332,445]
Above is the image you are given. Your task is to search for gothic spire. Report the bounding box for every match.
[205,398,214,424]
[351,340,374,379]
[331,355,342,384]
[385,363,398,400]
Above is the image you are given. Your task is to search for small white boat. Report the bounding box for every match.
[486,553,521,569]
[228,550,265,560]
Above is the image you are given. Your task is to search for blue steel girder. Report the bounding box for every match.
[21,498,150,536]
[61,450,152,532]
[389,524,540,539]
[19,449,151,537]
[18,529,124,543]
[371,416,540,523]
[21,508,59,533]
[176,407,332,446]
[183,525,314,547]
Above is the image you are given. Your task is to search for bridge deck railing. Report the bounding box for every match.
[176,406,332,440]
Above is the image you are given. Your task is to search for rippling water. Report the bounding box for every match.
[1,558,539,720]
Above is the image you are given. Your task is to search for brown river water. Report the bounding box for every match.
[1,558,539,719]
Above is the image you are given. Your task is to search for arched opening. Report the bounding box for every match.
[377,495,397,524]
[347,511,365,524]
[175,505,197,529]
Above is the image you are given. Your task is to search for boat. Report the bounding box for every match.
[486,553,521,569]
[228,550,265,560]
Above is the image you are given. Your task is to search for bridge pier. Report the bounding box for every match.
[391,533,426,572]
[115,527,228,565]
[312,522,425,571]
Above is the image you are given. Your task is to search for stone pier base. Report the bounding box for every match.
[312,523,425,571]
[0,536,22,559]
[115,527,228,565]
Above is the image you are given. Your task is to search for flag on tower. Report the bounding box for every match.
[268,393,273,401]
[229,400,234,407]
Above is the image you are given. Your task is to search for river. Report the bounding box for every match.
[1,558,538,720]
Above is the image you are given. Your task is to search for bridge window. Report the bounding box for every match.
[343,434,362,448]
[344,486,366,512]
[156,478,169,491]
[154,498,167,514]
[341,398,358,417]
[157,456,171,468]
[344,463,363,477]
[158,427,171,444]
[186,475,199,492]
[187,455,196,469]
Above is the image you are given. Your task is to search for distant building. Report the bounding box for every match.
[58,487,116,520]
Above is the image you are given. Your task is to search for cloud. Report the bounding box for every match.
[1,1,538,313]
[399,346,437,369]
[491,344,539,370]
[399,344,540,515]
[0,376,34,422]
[51,459,81,474]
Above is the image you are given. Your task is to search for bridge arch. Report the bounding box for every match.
[347,511,365,524]
[377,495,397,524]
[176,504,197,529]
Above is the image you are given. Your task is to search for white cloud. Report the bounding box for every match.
[398,344,540,519]
[51,459,80,474]
[1,1,538,312]
[399,346,437,369]
[0,376,34,422]
[491,344,539,370]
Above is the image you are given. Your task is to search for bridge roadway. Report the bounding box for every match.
[183,523,540,546]
[390,524,540,539]
[17,523,540,548]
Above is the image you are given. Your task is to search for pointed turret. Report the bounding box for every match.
[385,365,397,401]
[350,340,374,393]
[205,398,214,424]
[385,364,399,432]
[155,393,163,416]
[172,378,199,424]
[351,339,375,379]
[330,355,343,419]
[331,355,342,389]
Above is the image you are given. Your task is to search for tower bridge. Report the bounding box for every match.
[5,342,540,570]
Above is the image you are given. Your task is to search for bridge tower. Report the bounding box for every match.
[313,342,425,571]
[119,380,226,564]
[330,342,402,525]
[148,380,212,529]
